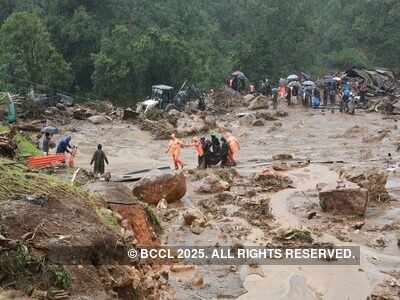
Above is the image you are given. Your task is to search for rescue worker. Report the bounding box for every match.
[166,133,185,170]
[272,88,279,110]
[190,137,205,169]
[220,137,230,167]
[90,144,109,176]
[359,81,368,106]
[56,136,72,154]
[226,132,240,166]
[42,132,51,155]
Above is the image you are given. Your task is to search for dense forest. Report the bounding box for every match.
[0,0,399,101]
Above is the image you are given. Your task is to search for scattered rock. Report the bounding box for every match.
[190,271,205,288]
[255,110,278,121]
[132,173,187,205]
[243,94,255,103]
[183,208,206,226]
[274,110,289,118]
[318,181,369,216]
[170,265,195,273]
[341,167,390,202]
[195,174,230,193]
[252,119,265,126]
[88,115,111,125]
[176,115,207,136]
[238,113,257,127]
[254,169,293,192]
[248,95,269,110]
[73,107,93,120]
[215,191,236,203]
[353,221,365,230]
[307,212,317,220]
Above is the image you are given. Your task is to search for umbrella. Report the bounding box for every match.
[287,74,299,82]
[303,81,315,87]
[333,76,342,81]
[41,126,59,135]
[288,81,301,88]
[232,71,244,77]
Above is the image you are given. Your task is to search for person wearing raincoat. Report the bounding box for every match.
[226,132,240,166]
[166,133,185,170]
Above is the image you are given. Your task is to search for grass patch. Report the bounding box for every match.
[144,204,162,233]
[15,134,41,157]
[0,125,9,134]
[0,159,97,204]
[96,207,120,232]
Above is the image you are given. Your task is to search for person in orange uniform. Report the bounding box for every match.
[226,132,240,166]
[166,133,185,170]
[189,136,205,169]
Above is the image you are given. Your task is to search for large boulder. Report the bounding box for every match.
[318,181,369,216]
[195,174,230,193]
[73,107,94,120]
[248,95,270,110]
[132,173,187,205]
[176,115,207,136]
[88,115,111,125]
[341,167,390,202]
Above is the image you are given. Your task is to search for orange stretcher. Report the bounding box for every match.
[27,154,66,169]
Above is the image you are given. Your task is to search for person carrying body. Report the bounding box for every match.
[166,133,185,170]
[190,137,205,169]
[226,132,240,166]
[90,144,109,176]
[56,136,72,154]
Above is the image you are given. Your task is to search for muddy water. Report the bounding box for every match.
[64,106,400,299]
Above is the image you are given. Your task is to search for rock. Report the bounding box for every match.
[243,94,256,103]
[56,103,66,111]
[170,265,195,273]
[274,110,289,118]
[183,208,206,226]
[248,95,269,110]
[215,191,236,203]
[318,181,369,216]
[176,115,207,136]
[191,222,205,235]
[238,113,257,127]
[122,108,139,121]
[88,115,111,125]
[352,221,365,230]
[254,169,293,192]
[73,107,93,120]
[272,153,294,161]
[341,167,390,202]
[255,110,278,121]
[139,119,175,139]
[133,173,187,205]
[307,212,317,220]
[252,119,265,126]
[272,163,290,171]
[195,174,230,193]
[190,271,205,288]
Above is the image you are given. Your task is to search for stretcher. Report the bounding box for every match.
[27,154,65,168]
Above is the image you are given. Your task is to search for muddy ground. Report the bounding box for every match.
[56,104,400,300]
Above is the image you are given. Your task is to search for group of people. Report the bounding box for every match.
[166,132,240,170]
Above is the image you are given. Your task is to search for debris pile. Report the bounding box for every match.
[0,126,17,158]
[340,166,390,202]
[254,169,293,192]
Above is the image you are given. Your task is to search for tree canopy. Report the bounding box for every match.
[0,0,399,101]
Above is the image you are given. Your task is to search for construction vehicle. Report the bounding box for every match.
[136,82,205,114]
[0,93,16,124]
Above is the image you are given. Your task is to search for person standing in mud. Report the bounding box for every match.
[226,132,240,166]
[220,137,230,167]
[166,133,185,170]
[90,144,109,176]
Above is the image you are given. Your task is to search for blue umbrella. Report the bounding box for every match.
[41,126,59,135]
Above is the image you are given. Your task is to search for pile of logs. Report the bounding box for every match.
[0,126,17,158]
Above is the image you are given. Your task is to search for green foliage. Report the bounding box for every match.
[144,204,162,234]
[0,1,399,100]
[15,134,42,157]
[0,12,72,92]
